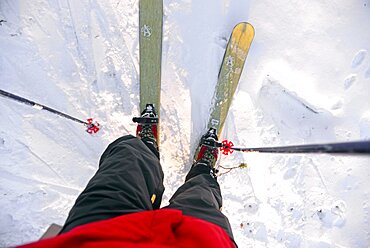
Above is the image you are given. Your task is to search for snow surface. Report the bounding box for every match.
[1,0,370,247]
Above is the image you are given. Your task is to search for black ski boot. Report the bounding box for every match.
[133,104,159,157]
[193,128,219,171]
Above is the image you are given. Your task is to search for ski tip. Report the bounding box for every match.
[233,22,255,35]
[233,22,254,28]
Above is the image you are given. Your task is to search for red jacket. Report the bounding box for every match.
[19,209,235,248]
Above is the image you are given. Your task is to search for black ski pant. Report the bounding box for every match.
[59,135,234,241]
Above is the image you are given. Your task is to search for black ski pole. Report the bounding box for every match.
[217,140,370,155]
[0,89,100,134]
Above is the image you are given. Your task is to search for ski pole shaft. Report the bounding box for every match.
[0,89,88,125]
[231,140,370,154]
[0,89,101,134]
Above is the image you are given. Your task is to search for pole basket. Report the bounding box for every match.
[220,140,234,155]
[86,118,101,134]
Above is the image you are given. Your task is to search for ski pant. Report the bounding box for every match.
[59,135,234,242]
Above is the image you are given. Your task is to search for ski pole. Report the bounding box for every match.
[203,140,370,155]
[203,139,370,155]
[0,89,100,134]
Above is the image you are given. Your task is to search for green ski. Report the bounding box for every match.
[139,0,163,116]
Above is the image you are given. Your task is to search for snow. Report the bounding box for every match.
[0,0,369,247]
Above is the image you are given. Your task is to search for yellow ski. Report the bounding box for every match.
[208,22,255,137]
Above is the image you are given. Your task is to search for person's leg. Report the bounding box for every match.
[166,163,234,240]
[166,128,234,241]
[59,135,164,234]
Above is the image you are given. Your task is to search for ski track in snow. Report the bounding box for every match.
[1,0,370,247]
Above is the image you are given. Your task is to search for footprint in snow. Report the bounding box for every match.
[283,167,297,179]
[344,49,369,89]
[244,201,259,214]
[365,66,370,79]
[331,99,344,111]
[275,230,302,247]
[359,112,370,139]
[241,221,268,242]
[344,74,357,90]
[316,200,346,228]
[288,206,304,221]
[351,49,367,68]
